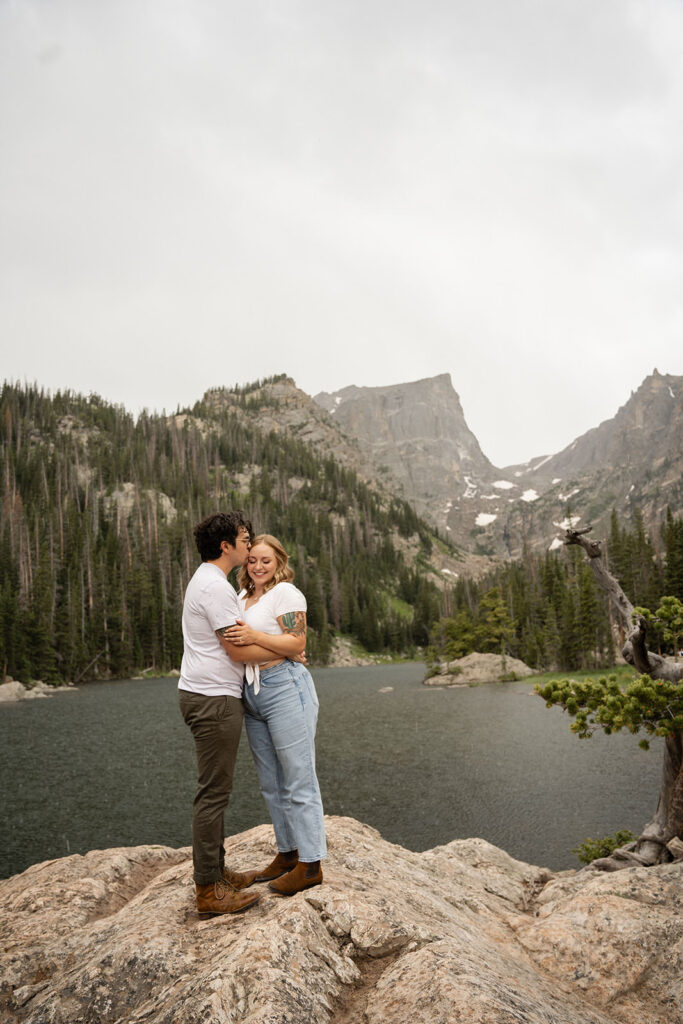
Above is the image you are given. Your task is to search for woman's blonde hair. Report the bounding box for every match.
[237,534,295,596]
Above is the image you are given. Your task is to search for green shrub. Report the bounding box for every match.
[572,829,636,865]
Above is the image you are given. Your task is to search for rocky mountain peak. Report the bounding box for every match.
[314,374,494,519]
[200,375,403,490]
[311,370,681,561]
[515,371,681,483]
[199,370,680,564]
[462,370,683,559]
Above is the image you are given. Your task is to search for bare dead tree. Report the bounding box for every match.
[563,527,683,870]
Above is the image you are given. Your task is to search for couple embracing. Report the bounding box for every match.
[178,511,326,917]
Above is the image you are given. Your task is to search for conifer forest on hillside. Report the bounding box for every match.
[2,381,682,684]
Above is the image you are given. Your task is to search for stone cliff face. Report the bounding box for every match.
[515,370,682,482]
[315,375,495,526]
[315,371,682,560]
[491,371,683,557]
[2,817,681,1024]
[191,371,681,564]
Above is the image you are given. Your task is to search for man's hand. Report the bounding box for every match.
[223,620,257,646]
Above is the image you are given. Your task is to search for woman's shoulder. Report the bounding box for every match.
[269,581,306,605]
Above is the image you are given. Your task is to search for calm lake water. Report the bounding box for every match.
[0,663,661,878]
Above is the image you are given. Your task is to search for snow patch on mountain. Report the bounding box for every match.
[554,515,581,530]
[476,513,498,526]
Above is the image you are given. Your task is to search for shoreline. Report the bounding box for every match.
[0,655,425,701]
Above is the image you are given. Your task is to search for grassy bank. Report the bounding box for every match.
[525,665,639,688]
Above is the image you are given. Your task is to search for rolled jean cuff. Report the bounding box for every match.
[193,869,224,886]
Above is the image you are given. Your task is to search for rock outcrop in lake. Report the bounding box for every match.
[1,817,680,1024]
[424,652,536,686]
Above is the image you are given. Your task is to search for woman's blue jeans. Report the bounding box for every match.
[243,660,327,862]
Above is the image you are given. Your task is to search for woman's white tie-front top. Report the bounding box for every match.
[238,582,307,695]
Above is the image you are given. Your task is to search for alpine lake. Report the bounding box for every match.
[0,662,661,879]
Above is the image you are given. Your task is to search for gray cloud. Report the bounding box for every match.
[1,0,681,465]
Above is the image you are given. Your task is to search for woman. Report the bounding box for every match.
[224,534,327,895]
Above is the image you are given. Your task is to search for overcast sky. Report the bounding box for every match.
[1,0,681,467]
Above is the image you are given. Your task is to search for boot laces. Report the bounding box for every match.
[214,880,231,900]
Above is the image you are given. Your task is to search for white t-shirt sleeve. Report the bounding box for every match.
[204,578,241,632]
[272,582,307,619]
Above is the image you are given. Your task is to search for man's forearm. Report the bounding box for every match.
[229,641,278,664]
[216,630,274,664]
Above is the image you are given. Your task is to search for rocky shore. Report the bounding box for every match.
[0,680,78,702]
[1,816,680,1024]
[324,636,392,668]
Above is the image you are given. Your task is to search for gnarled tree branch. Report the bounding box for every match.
[560,526,683,869]
[563,528,683,683]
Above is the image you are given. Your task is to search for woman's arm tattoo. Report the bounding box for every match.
[280,611,307,638]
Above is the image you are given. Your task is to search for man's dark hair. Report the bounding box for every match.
[193,511,253,561]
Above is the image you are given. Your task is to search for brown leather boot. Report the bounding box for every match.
[255,849,298,882]
[195,880,260,917]
[222,866,258,890]
[268,860,322,896]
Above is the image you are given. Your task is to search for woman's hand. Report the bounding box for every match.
[224,620,257,646]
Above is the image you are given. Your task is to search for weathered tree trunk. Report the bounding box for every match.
[564,528,683,869]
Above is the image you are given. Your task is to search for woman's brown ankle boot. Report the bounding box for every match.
[254,849,298,882]
[268,860,322,896]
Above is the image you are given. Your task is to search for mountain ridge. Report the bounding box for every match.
[311,370,682,559]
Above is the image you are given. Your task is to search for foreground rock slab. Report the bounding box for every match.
[1,817,681,1024]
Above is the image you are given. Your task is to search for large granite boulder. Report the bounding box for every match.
[425,651,536,685]
[1,817,680,1023]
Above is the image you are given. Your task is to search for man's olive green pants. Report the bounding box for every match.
[179,690,244,885]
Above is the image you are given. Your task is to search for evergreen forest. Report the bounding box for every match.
[2,380,682,684]
[0,381,443,683]
[428,508,683,671]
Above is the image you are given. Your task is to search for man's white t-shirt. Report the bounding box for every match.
[178,562,244,697]
[238,582,307,633]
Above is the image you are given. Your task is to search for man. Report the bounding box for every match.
[178,510,276,917]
